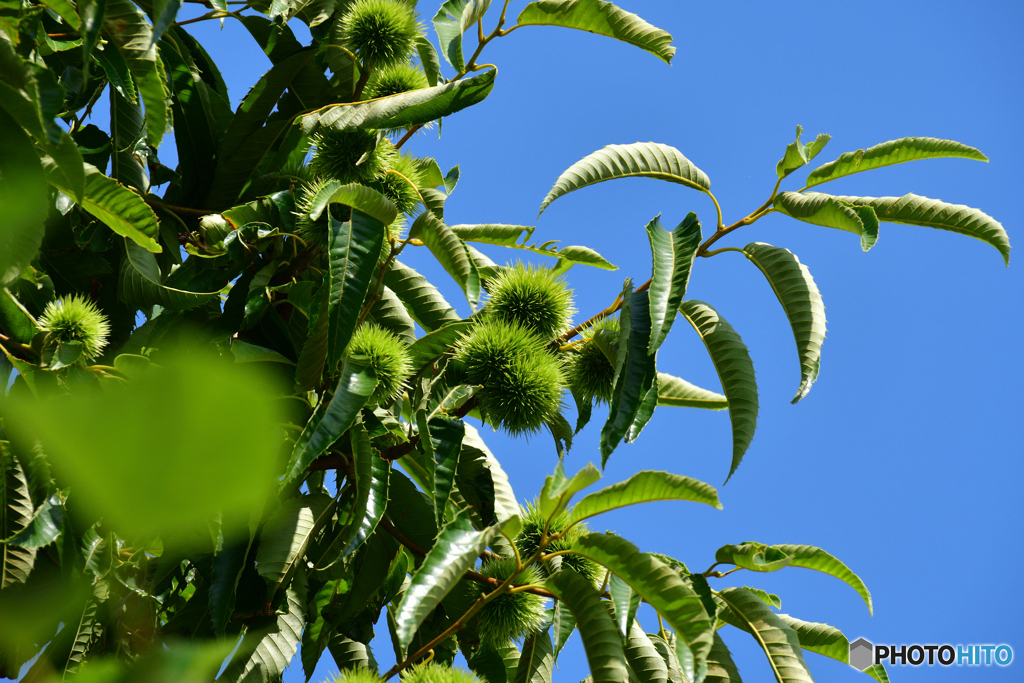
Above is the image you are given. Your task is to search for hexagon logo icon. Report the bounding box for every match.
[849,637,874,671]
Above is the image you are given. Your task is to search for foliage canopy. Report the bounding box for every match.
[0,1,1010,682]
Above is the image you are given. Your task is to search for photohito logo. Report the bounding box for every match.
[849,638,1013,670]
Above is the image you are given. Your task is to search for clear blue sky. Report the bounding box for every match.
[155,1,1024,681]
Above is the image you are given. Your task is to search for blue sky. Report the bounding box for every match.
[151,1,1024,681]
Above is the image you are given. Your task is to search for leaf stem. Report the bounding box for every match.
[706,190,724,230]
[146,199,214,218]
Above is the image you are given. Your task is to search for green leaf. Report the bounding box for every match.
[457,424,519,527]
[539,142,709,216]
[833,193,1010,265]
[646,212,701,354]
[704,633,742,683]
[514,628,554,683]
[41,0,81,30]
[48,163,162,252]
[255,493,333,588]
[863,664,891,683]
[368,285,417,345]
[776,125,830,180]
[308,180,399,226]
[219,571,307,683]
[740,243,826,403]
[1,443,37,588]
[393,509,508,651]
[103,0,170,148]
[409,211,480,307]
[0,107,48,286]
[433,0,492,72]
[551,601,576,661]
[680,300,758,482]
[497,642,522,683]
[517,0,676,64]
[655,373,727,410]
[743,587,781,610]
[715,587,812,683]
[298,68,496,136]
[282,356,377,488]
[777,615,848,663]
[601,290,656,464]
[384,260,461,332]
[406,320,473,373]
[327,210,387,370]
[609,574,640,638]
[538,461,602,522]
[569,470,722,526]
[415,35,442,86]
[342,422,390,557]
[0,288,38,345]
[94,41,137,104]
[545,569,629,683]
[714,543,793,573]
[806,136,987,188]
[119,241,219,310]
[329,634,377,673]
[428,416,465,527]
[772,544,872,615]
[3,495,62,548]
[568,533,714,683]
[79,0,107,79]
[210,538,252,636]
[150,0,182,43]
[648,634,682,683]
[108,86,148,192]
[773,191,878,252]
[295,282,330,392]
[624,620,668,683]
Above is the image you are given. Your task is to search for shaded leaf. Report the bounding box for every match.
[609,573,640,638]
[715,587,812,683]
[341,422,390,557]
[624,620,668,683]
[680,300,758,482]
[741,243,826,403]
[255,493,333,588]
[1,443,37,587]
[384,260,461,332]
[540,142,709,216]
[514,629,554,683]
[393,509,509,651]
[119,241,219,310]
[545,569,628,683]
[406,320,473,374]
[777,615,847,663]
[415,34,442,86]
[704,633,742,683]
[714,543,793,573]
[517,0,675,64]
[219,571,307,683]
[0,108,48,287]
[326,210,386,370]
[569,533,713,683]
[601,290,656,465]
[646,212,701,354]
[282,356,377,489]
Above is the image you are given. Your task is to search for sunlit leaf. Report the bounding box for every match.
[655,373,727,410]
[773,191,878,252]
[569,470,721,525]
[517,0,675,64]
[776,125,830,180]
[433,0,492,72]
[384,260,461,332]
[601,290,656,464]
[646,212,701,354]
[806,136,987,188]
[540,142,709,216]
[256,493,333,588]
[307,180,398,226]
[514,628,554,683]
